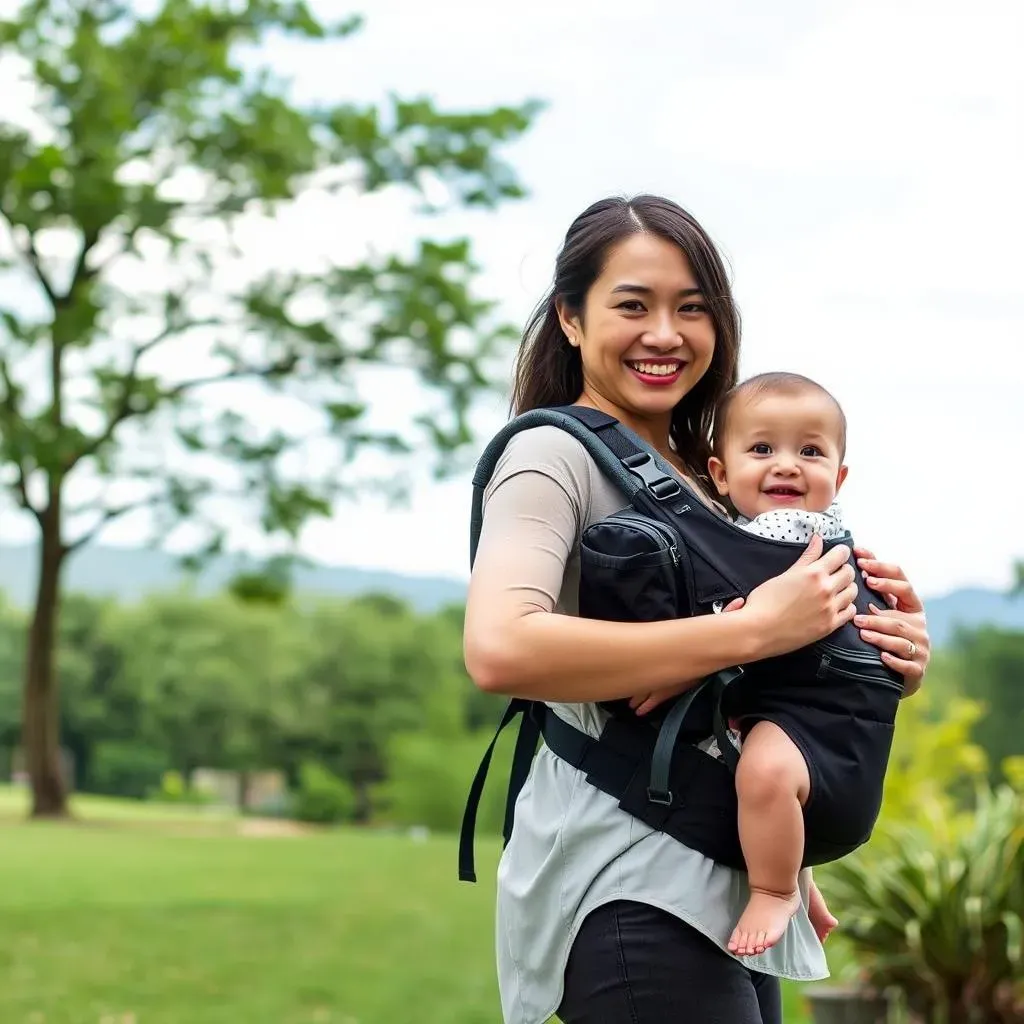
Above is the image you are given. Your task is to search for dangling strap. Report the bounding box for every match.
[712,670,743,774]
[647,681,711,805]
[647,666,745,802]
[458,698,537,883]
[503,701,542,844]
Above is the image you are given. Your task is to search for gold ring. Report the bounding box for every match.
[906,640,917,659]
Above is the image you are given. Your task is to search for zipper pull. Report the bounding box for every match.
[817,654,832,680]
[669,545,679,567]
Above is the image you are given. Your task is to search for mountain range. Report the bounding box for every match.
[1,543,1020,651]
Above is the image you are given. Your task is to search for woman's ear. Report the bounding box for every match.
[555,298,581,347]
[707,456,729,497]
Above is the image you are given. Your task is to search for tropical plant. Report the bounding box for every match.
[826,784,1024,1023]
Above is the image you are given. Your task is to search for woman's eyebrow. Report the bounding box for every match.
[610,284,704,297]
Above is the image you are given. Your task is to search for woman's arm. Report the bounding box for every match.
[464,455,859,703]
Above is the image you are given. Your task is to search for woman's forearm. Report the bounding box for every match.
[464,607,762,703]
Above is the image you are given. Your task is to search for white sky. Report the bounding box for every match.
[2,0,1023,599]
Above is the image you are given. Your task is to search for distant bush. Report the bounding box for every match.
[148,770,216,805]
[89,741,168,800]
[292,761,355,824]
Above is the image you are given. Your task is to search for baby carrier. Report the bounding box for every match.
[458,405,903,883]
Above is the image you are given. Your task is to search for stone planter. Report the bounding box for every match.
[805,986,891,1024]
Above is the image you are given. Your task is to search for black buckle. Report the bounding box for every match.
[647,786,673,806]
[622,453,683,501]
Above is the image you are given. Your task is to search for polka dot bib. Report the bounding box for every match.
[735,500,846,542]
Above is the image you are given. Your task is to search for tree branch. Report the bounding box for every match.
[0,203,58,308]
[67,317,225,471]
[165,353,300,400]
[63,491,167,554]
[0,354,42,524]
[58,228,101,308]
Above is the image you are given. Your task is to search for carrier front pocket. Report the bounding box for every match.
[579,511,684,623]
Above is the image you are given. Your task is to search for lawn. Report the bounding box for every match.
[0,787,818,1023]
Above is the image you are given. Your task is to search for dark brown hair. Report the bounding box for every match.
[714,371,848,459]
[510,194,740,485]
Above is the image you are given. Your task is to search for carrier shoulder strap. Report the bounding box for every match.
[469,404,679,564]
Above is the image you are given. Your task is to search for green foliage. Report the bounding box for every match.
[949,626,1024,785]
[0,0,537,551]
[292,760,355,824]
[1005,757,1024,792]
[378,728,513,834]
[90,740,169,800]
[826,784,1024,1023]
[103,593,299,779]
[226,555,296,607]
[0,596,25,746]
[875,684,990,835]
[289,597,468,817]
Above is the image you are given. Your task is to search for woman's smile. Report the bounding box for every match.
[625,357,687,385]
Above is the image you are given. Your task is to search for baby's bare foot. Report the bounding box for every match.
[728,887,802,957]
[807,878,839,943]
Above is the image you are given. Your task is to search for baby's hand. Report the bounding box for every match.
[629,597,745,715]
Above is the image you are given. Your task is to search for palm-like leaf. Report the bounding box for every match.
[824,785,1024,1023]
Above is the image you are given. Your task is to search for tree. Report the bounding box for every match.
[293,597,429,821]
[107,593,300,797]
[0,0,537,815]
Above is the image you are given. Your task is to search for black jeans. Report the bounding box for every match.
[557,900,783,1024]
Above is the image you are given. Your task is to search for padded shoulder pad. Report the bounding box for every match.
[469,407,641,567]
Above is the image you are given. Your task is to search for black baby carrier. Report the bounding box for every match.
[458,405,903,883]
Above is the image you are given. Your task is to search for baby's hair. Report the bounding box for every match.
[713,371,847,459]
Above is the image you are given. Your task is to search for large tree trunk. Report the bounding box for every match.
[22,508,68,818]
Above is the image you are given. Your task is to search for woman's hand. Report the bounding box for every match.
[741,534,859,659]
[853,547,929,696]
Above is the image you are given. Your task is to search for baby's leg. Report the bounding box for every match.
[728,720,811,957]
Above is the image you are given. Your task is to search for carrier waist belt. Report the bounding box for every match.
[536,703,750,872]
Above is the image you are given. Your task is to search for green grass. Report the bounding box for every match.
[0,787,816,1023]
[0,784,238,824]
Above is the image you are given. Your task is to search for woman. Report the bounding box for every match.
[463,194,929,1024]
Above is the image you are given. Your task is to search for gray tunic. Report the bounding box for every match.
[475,425,829,1024]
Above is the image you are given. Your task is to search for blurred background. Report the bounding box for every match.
[0,1,1021,1022]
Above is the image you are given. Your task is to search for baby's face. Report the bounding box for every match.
[708,391,848,520]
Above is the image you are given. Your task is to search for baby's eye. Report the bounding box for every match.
[750,442,772,455]
[801,445,824,457]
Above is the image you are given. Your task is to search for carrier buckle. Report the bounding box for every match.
[622,453,683,501]
[647,786,673,806]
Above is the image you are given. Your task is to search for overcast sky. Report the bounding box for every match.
[3,0,1023,599]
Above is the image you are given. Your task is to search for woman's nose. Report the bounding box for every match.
[642,317,680,350]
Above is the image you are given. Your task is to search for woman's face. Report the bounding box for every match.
[558,232,716,442]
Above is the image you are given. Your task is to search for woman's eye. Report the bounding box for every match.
[616,300,645,312]
[680,302,707,314]
[751,443,772,455]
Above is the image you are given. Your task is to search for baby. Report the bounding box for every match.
[707,371,850,958]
